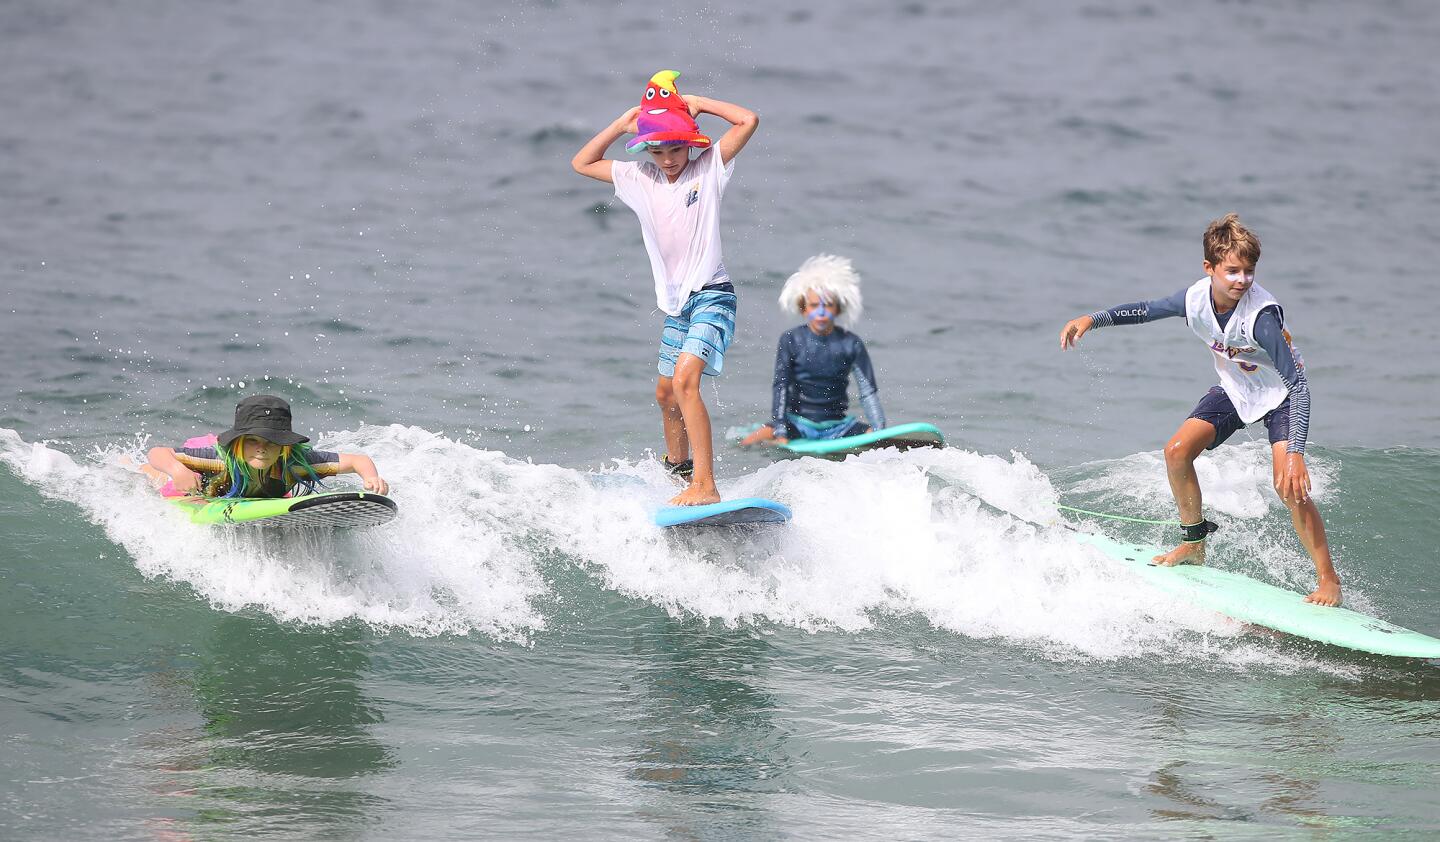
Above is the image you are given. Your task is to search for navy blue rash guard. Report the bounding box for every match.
[770,325,887,438]
[1088,289,1312,453]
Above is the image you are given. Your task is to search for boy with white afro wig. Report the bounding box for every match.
[777,254,864,326]
[741,254,888,446]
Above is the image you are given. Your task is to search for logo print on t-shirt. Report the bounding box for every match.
[684,184,699,208]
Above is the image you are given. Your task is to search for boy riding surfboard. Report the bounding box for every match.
[1059,213,1342,607]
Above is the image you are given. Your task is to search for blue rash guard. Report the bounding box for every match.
[1088,289,1312,453]
[770,325,887,438]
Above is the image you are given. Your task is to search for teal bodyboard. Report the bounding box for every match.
[655,497,791,529]
[171,491,398,528]
[1077,532,1440,659]
[780,422,944,458]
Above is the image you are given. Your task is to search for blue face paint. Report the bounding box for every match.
[806,295,833,323]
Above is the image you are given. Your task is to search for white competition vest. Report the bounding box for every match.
[1184,278,1290,423]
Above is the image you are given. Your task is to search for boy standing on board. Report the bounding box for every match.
[572,70,759,505]
[1058,214,1342,606]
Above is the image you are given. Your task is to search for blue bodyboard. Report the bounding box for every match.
[655,497,792,529]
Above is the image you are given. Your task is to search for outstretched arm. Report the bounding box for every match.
[334,452,389,495]
[145,447,202,494]
[683,95,759,164]
[1060,288,1187,349]
[571,106,640,183]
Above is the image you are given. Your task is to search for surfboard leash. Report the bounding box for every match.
[1054,504,1181,526]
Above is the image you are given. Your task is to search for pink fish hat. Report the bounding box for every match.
[625,70,712,154]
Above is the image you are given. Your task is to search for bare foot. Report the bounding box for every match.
[136,463,170,489]
[1304,580,1342,607]
[669,482,721,506]
[1153,542,1205,567]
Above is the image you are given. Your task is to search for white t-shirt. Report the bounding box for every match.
[612,147,734,316]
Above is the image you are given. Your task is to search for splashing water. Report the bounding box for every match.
[0,426,1363,670]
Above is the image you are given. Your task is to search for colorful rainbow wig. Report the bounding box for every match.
[777,254,864,327]
[206,436,324,498]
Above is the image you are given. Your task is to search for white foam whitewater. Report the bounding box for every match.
[0,426,1356,672]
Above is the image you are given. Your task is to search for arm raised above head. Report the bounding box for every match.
[571,107,640,183]
[684,95,758,164]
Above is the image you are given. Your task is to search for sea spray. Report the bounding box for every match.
[0,426,1373,670]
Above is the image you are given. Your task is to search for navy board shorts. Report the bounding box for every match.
[658,285,737,378]
[1188,385,1290,450]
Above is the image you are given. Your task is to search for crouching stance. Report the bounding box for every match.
[1059,214,1341,606]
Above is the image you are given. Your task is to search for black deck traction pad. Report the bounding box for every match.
[243,492,398,529]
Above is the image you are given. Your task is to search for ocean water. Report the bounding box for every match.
[3,0,1439,838]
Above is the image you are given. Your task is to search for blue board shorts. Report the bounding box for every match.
[658,287,737,378]
[1188,385,1290,450]
[787,413,866,440]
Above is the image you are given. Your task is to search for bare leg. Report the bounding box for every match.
[137,463,170,489]
[1271,442,1342,606]
[666,353,721,506]
[655,376,689,464]
[1153,418,1217,566]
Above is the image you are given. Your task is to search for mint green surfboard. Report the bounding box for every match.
[171,491,397,528]
[780,422,944,458]
[1077,532,1440,658]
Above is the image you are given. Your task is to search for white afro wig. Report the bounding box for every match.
[777,254,863,326]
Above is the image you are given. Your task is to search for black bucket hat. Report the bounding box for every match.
[216,395,309,447]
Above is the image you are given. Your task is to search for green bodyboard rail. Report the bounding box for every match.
[1077,532,1440,659]
[171,490,398,529]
